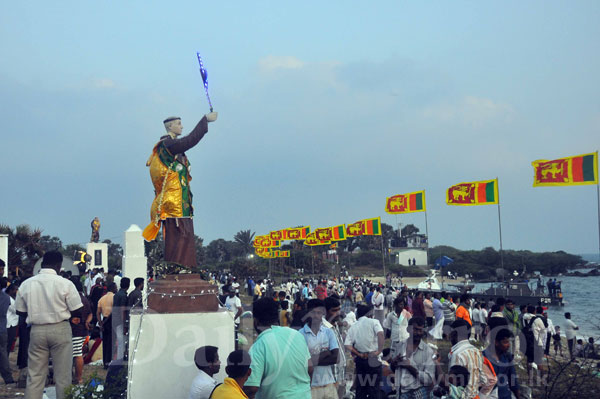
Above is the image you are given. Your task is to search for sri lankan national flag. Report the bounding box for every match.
[362,217,381,235]
[330,224,346,241]
[386,191,426,214]
[532,152,598,187]
[446,179,498,206]
[270,229,288,241]
[254,235,281,248]
[304,232,330,246]
[314,228,333,241]
[346,217,381,236]
[286,226,310,240]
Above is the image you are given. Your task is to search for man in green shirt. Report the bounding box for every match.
[244,298,313,398]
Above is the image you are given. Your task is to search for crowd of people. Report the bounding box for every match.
[0,252,143,399]
[192,272,596,399]
[0,254,595,399]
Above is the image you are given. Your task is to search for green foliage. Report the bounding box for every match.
[40,235,63,252]
[401,224,420,236]
[431,245,584,280]
[64,370,127,399]
[233,229,255,256]
[388,265,428,277]
[102,239,123,270]
[0,223,44,272]
[63,243,86,258]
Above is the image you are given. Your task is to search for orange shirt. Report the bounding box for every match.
[455,305,472,326]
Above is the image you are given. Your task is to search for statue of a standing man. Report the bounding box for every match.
[90,217,100,243]
[143,112,218,268]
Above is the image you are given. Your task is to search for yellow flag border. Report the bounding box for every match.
[385,190,427,214]
[531,152,598,187]
[446,179,498,206]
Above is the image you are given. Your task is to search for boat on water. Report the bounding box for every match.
[411,272,563,306]
[416,271,442,291]
[468,280,562,306]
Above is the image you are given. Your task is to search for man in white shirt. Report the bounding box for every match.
[345,304,384,398]
[564,312,579,358]
[299,299,339,397]
[371,287,385,327]
[15,251,83,399]
[522,306,547,380]
[189,345,221,399]
[224,289,243,326]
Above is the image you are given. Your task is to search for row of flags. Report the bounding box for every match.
[252,152,597,258]
[386,152,598,213]
[253,217,383,257]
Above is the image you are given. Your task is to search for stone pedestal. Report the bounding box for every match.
[122,224,148,301]
[86,242,108,272]
[128,310,234,399]
[147,274,219,313]
[0,234,7,277]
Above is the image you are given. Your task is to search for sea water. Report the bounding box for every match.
[473,271,599,338]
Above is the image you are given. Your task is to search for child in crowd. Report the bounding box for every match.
[553,326,563,356]
[447,365,470,399]
[432,365,470,399]
[279,300,291,327]
[575,339,584,357]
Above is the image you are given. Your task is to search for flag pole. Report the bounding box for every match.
[380,234,386,282]
[496,177,505,280]
[424,209,430,266]
[596,182,600,262]
[311,247,315,277]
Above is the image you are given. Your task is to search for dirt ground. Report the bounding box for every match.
[0,342,107,398]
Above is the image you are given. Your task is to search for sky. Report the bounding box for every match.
[1,1,599,255]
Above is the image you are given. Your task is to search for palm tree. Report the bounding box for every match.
[234,229,255,256]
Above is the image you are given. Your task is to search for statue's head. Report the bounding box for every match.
[163,117,182,137]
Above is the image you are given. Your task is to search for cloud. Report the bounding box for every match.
[422,95,514,127]
[258,55,305,71]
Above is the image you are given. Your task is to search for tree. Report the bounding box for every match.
[195,235,205,265]
[63,243,86,258]
[233,229,255,256]
[39,235,63,253]
[102,239,123,270]
[0,224,44,272]
[144,232,164,269]
[206,239,233,263]
[401,224,420,237]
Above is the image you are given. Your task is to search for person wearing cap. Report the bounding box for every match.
[143,111,218,268]
[15,251,83,399]
[189,345,221,399]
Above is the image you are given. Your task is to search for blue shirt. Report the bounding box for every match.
[247,326,311,399]
[365,291,374,305]
[302,286,310,299]
[483,348,519,399]
[299,324,339,387]
[0,292,9,334]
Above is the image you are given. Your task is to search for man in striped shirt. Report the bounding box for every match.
[448,319,487,399]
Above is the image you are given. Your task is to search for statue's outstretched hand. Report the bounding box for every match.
[205,112,218,122]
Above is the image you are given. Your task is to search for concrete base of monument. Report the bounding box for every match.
[127,310,235,399]
[147,274,219,313]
